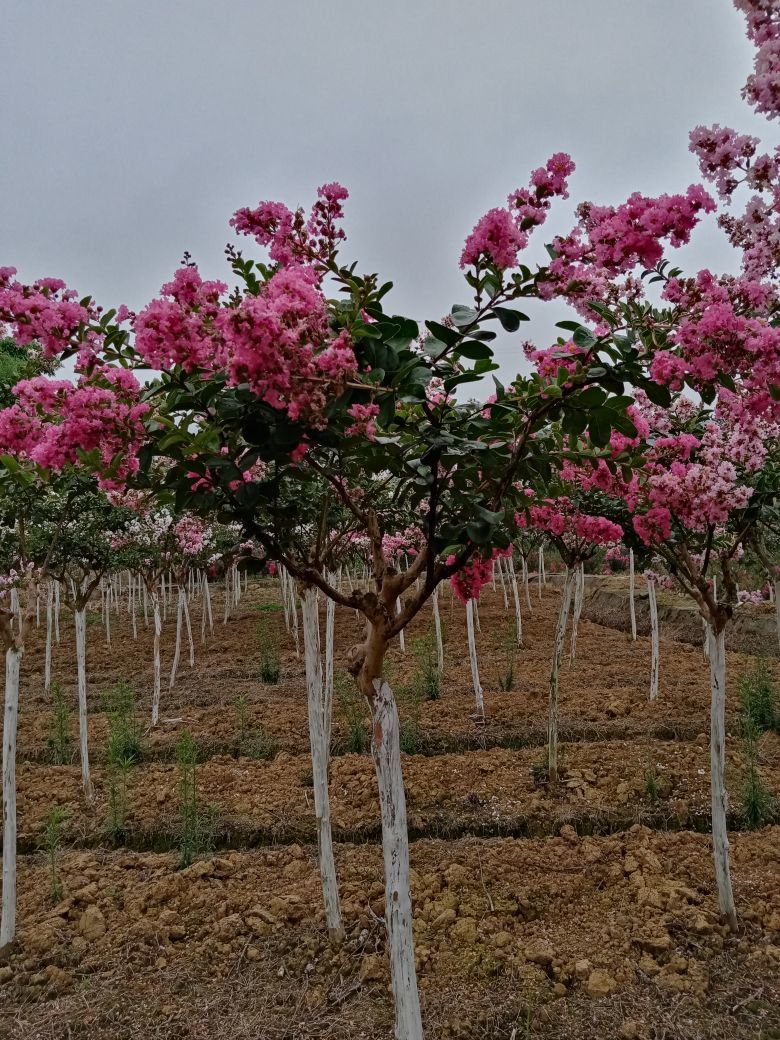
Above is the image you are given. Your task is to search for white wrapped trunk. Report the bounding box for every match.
[707,625,737,929]
[301,588,344,940]
[370,679,424,1040]
[44,581,54,694]
[1,647,21,949]
[182,590,195,668]
[648,578,660,701]
[496,556,508,608]
[151,590,162,727]
[74,608,94,803]
[628,549,637,640]
[568,563,585,663]
[548,567,574,783]
[432,586,444,672]
[201,573,213,641]
[522,555,532,612]
[54,581,60,644]
[508,556,523,647]
[538,548,543,601]
[466,599,484,719]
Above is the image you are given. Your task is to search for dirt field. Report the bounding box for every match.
[1,578,779,1039]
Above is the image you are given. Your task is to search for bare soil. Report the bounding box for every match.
[1,577,779,1039]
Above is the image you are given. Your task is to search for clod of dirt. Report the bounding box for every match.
[587,969,618,997]
[78,905,106,942]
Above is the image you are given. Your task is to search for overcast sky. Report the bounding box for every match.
[2,1,775,389]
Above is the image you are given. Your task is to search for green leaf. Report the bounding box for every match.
[572,326,597,349]
[443,372,482,392]
[456,340,494,361]
[604,395,635,411]
[642,380,672,407]
[588,410,613,447]
[451,304,478,328]
[575,386,607,407]
[561,409,588,437]
[424,320,462,348]
[492,306,529,332]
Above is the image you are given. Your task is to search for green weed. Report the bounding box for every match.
[256,621,281,683]
[43,807,67,903]
[47,682,72,765]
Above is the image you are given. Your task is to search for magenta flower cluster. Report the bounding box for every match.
[460,153,575,271]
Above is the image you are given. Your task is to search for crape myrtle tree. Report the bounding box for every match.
[627,393,778,930]
[102,162,721,1036]
[523,491,624,782]
[0,473,134,944]
[0,296,148,950]
[25,476,136,802]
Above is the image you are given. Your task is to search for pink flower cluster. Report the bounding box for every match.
[546,187,715,296]
[447,552,495,604]
[460,153,575,270]
[651,270,780,417]
[345,403,380,440]
[734,0,779,119]
[0,369,148,488]
[628,391,776,546]
[0,268,99,360]
[689,123,780,281]
[689,125,763,199]
[230,182,349,269]
[173,514,213,557]
[134,263,359,427]
[528,498,624,559]
[382,528,423,561]
[738,587,768,605]
[134,266,226,372]
[523,339,589,383]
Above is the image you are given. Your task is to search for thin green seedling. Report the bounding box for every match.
[738,659,776,734]
[644,764,660,803]
[336,671,369,754]
[256,620,282,684]
[497,619,517,692]
[412,632,440,701]
[235,695,276,760]
[740,715,775,828]
[176,730,199,868]
[102,681,143,764]
[43,806,67,903]
[47,682,72,765]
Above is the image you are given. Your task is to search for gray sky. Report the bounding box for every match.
[2,1,774,388]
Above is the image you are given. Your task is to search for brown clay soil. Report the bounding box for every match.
[1,577,779,1039]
